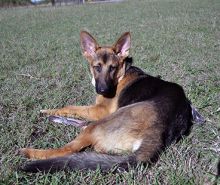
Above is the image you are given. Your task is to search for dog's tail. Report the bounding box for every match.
[21,152,137,173]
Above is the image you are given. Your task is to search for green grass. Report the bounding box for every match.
[0,0,220,184]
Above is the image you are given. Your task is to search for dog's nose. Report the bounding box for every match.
[96,82,112,96]
[100,87,108,93]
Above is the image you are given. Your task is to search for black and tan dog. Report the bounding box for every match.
[20,31,204,172]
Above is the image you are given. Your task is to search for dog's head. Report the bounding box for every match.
[80,31,131,98]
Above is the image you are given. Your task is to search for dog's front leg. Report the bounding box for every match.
[40,104,110,121]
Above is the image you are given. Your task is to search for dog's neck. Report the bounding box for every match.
[118,57,133,82]
[124,57,133,72]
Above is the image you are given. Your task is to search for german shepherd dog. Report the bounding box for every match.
[20,31,204,173]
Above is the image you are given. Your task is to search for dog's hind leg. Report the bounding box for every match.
[19,124,96,160]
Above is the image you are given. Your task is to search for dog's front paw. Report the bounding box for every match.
[40,109,58,116]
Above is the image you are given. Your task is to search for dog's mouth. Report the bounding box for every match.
[96,85,117,98]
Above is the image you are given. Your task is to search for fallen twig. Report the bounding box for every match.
[16,73,38,79]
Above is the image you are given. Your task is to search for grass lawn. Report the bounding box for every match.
[0,0,220,184]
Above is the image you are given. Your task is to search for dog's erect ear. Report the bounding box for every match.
[80,31,99,59]
[113,32,131,59]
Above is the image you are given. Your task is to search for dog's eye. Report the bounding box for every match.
[109,66,117,72]
[93,65,101,73]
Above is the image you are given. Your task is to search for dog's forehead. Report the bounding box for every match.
[96,48,118,64]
